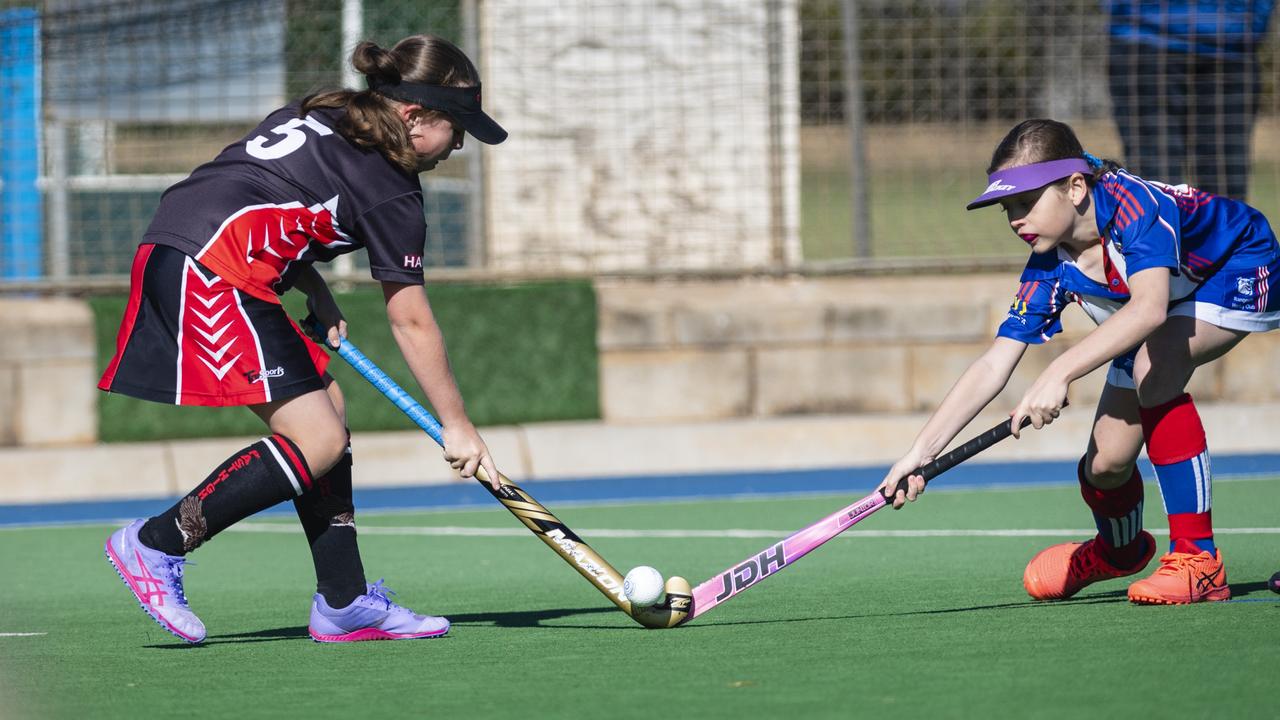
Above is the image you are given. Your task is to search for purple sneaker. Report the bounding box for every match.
[104,520,206,644]
[308,580,450,642]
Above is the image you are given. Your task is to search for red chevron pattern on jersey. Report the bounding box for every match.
[195,196,352,304]
[100,245,329,407]
[178,257,271,405]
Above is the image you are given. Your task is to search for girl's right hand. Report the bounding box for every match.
[442,421,502,491]
[877,451,934,510]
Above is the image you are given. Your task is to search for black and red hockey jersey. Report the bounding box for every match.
[143,102,428,303]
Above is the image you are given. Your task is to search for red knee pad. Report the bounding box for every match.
[1139,394,1207,465]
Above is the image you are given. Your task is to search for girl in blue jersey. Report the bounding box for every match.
[879,118,1280,604]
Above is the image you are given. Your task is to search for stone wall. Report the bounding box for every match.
[0,298,98,446]
[596,274,1280,422]
[7,276,1280,448]
[479,0,801,272]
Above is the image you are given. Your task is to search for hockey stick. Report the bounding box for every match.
[321,328,689,629]
[684,415,1031,622]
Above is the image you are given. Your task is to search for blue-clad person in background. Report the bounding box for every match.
[1106,1,1275,200]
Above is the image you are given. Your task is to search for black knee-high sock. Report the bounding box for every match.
[294,443,366,608]
[139,434,312,556]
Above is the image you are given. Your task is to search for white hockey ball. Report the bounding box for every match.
[623,565,665,607]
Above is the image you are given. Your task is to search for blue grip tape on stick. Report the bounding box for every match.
[311,319,445,447]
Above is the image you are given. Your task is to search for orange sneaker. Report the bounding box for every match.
[1127,549,1230,604]
[1023,531,1156,600]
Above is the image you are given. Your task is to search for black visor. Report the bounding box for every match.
[368,78,507,145]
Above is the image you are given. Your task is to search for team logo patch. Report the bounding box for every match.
[1237,277,1255,296]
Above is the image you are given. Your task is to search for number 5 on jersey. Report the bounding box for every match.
[246,116,333,160]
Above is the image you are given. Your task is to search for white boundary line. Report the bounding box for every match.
[0,632,47,637]
[229,524,1280,539]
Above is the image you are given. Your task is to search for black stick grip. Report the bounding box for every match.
[883,416,1033,501]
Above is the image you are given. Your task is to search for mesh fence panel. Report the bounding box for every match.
[1,0,1277,285]
[801,1,1279,266]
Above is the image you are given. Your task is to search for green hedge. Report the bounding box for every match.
[92,281,600,443]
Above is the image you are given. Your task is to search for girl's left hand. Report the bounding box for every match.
[442,422,501,491]
[306,293,347,349]
[1010,372,1068,438]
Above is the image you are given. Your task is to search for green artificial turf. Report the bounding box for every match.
[2,477,1277,718]
[90,280,600,442]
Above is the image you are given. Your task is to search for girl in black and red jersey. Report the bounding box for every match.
[101,35,506,644]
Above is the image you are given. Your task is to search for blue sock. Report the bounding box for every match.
[1140,395,1216,555]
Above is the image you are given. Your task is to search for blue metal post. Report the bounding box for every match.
[1,8,42,280]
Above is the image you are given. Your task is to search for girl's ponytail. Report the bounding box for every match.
[1082,150,1123,180]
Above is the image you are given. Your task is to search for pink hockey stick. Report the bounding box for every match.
[686,415,1030,622]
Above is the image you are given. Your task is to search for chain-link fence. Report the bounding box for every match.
[803,0,1280,265]
[1,0,1277,288]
